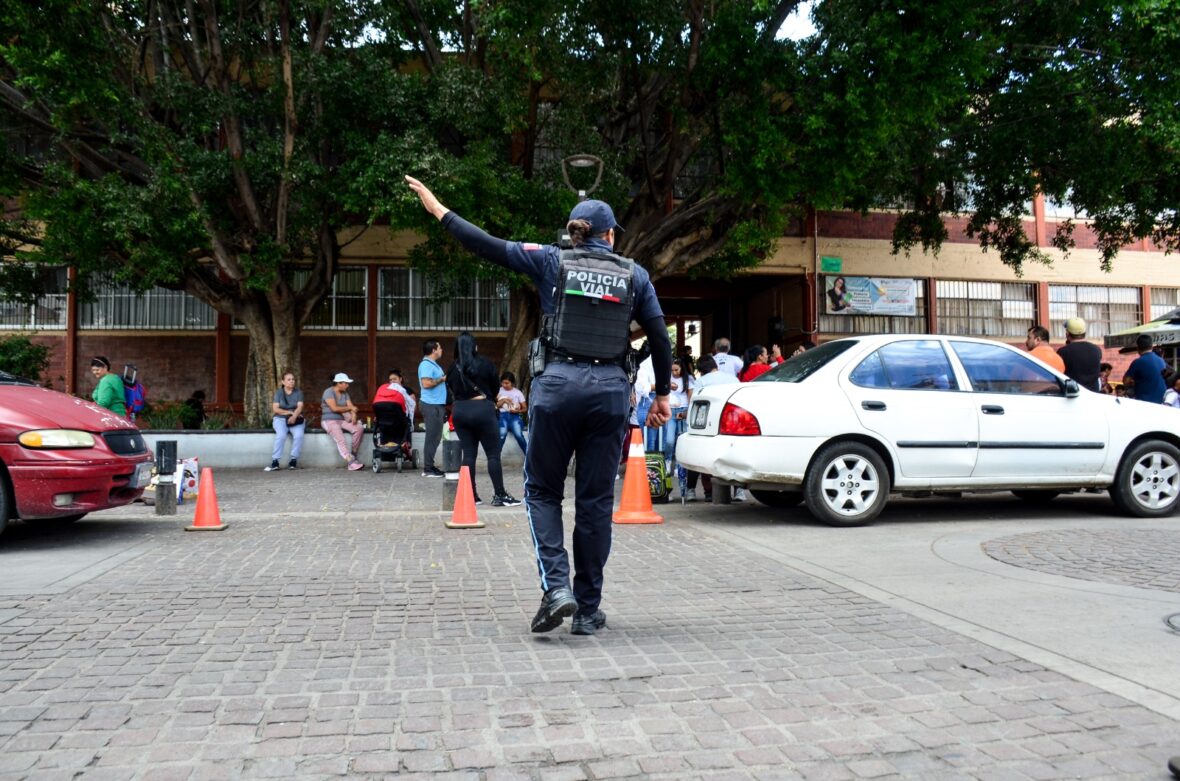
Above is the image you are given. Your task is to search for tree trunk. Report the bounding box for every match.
[503,287,540,396]
[238,295,302,427]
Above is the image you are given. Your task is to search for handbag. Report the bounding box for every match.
[278,388,306,426]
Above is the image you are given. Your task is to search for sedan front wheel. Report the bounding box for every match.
[805,441,890,527]
[1112,439,1180,518]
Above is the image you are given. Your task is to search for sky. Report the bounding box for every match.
[777,1,818,41]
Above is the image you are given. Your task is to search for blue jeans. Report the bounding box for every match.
[498,411,528,455]
[271,416,305,462]
[657,408,687,462]
[636,393,659,451]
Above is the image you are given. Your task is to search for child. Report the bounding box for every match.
[496,371,528,456]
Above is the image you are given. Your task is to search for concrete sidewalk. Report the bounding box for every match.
[0,467,1177,780]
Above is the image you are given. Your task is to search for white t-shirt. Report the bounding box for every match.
[669,373,692,409]
[635,356,656,397]
[713,352,743,378]
[697,370,740,389]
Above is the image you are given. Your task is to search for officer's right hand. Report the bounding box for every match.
[405,175,448,220]
[646,395,671,428]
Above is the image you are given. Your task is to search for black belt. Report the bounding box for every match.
[547,351,625,367]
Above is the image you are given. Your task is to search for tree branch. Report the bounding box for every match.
[197,0,264,233]
[401,0,444,72]
[276,0,297,246]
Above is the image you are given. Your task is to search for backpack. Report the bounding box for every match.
[125,381,146,415]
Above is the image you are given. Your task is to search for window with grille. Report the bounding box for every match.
[935,280,1035,338]
[1151,288,1179,321]
[378,268,509,331]
[0,266,68,330]
[79,276,216,330]
[298,267,367,330]
[819,280,927,335]
[1048,284,1140,339]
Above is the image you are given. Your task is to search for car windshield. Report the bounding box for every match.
[0,370,36,386]
[755,340,857,383]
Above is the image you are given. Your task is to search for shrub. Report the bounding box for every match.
[0,334,50,383]
[138,401,187,430]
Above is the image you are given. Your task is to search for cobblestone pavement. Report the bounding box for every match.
[0,469,1177,779]
[983,528,1180,594]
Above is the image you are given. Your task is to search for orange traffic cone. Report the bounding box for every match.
[446,465,485,529]
[185,467,228,532]
[613,428,664,525]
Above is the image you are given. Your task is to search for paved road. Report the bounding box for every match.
[0,468,1177,779]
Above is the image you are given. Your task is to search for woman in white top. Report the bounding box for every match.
[657,358,693,463]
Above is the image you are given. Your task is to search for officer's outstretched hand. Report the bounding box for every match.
[646,395,672,428]
[405,175,448,221]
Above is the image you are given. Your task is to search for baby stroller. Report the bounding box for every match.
[371,402,419,473]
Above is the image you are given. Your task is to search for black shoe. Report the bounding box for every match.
[473,494,483,506]
[1169,756,1180,779]
[530,587,577,633]
[422,466,445,477]
[264,460,280,472]
[492,494,522,507]
[570,610,607,636]
[287,459,298,470]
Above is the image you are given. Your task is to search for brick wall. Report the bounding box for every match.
[76,334,216,403]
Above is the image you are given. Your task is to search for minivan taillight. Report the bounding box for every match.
[719,403,761,436]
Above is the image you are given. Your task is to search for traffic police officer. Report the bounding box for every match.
[406,175,672,636]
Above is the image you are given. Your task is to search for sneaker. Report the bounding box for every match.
[733,487,747,502]
[570,610,607,636]
[685,488,697,502]
[531,587,578,633]
[473,494,483,506]
[347,459,364,471]
[264,460,281,472]
[287,459,298,470]
[422,466,445,478]
[492,494,522,507]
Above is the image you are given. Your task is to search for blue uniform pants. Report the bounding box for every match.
[524,361,630,614]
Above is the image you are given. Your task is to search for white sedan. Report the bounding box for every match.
[677,334,1180,526]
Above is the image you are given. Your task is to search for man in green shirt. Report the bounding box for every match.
[90,356,127,416]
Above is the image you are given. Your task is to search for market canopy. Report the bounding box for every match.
[1104,307,1180,352]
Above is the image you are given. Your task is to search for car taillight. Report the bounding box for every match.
[719,403,761,436]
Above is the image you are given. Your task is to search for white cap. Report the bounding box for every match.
[333,372,354,383]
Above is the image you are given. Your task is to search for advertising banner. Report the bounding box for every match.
[825,275,917,316]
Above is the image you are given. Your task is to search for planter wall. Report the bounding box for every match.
[141,429,525,470]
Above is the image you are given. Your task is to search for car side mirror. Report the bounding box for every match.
[1063,379,1081,397]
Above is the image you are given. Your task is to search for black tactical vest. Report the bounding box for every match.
[546,248,635,363]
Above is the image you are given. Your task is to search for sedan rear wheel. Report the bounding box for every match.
[1112,439,1180,518]
[805,442,890,527]
[750,489,804,508]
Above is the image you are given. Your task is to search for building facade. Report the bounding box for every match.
[4,194,1173,411]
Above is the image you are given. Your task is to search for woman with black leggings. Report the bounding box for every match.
[446,331,522,507]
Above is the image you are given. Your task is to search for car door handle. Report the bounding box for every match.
[861,401,886,411]
[981,405,1004,415]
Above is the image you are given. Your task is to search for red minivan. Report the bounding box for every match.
[0,372,152,535]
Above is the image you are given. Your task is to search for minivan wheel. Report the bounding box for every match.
[804,441,890,527]
[1112,439,1180,518]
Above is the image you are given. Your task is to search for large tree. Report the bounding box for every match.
[3,1,1178,419]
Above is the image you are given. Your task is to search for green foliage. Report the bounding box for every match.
[2,0,1178,315]
[138,401,187,431]
[0,333,51,382]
